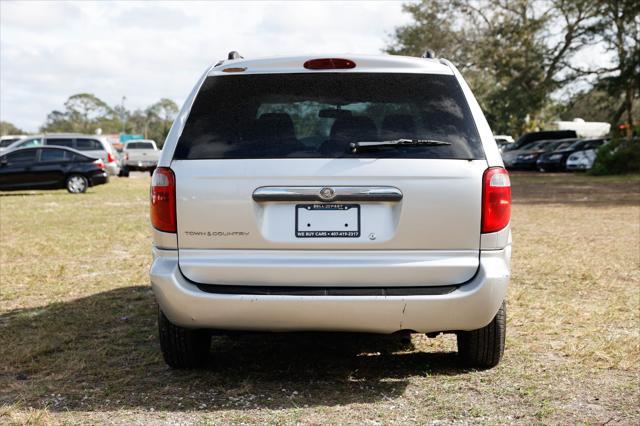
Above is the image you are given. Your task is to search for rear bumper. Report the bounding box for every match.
[125,161,157,171]
[90,172,109,186]
[566,162,589,170]
[150,248,510,333]
[105,162,120,176]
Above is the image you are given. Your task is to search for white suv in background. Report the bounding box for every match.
[150,54,512,369]
[6,134,120,176]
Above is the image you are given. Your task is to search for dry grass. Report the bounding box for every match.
[0,172,638,425]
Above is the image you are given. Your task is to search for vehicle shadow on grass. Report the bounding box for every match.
[0,285,468,412]
[0,192,46,197]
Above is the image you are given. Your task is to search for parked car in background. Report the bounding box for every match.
[537,139,606,172]
[566,141,609,171]
[120,139,160,176]
[0,135,26,152]
[505,130,578,152]
[502,140,547,168]
[511,139,578,170]
[0,146,108,193]
[494,135,514,152]
[4,134,120,176]
[151,53,511,369]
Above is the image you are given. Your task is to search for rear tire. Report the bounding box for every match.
[120,167,130,177]
[158,308,210,369]
[66,174,88,193]
[457,301,506,369]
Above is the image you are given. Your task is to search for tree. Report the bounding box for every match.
[0,121,25,136]
[63,93,114,133]
[386,0,600,135]
[38,95,180,143]
[558,87,639,123]
[41,93,117,134]
[590,0,640,143]
[41,110,73,133]
[146,98,179,146]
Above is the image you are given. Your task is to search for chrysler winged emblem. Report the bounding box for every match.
[319,187,336,201]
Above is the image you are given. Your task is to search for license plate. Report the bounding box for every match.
[296,204,360,238]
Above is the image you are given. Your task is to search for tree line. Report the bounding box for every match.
[386,0,639,142]
[2,0,637,144]
[1,94,179,147]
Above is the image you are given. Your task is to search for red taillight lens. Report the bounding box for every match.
[304,58,356,70]
[150,167,176,233]
[482,167,511,233]
[93,159,105,170]
[107,152,115,163]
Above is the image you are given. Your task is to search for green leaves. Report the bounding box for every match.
[385,0,606,135]
[40,94,179,146]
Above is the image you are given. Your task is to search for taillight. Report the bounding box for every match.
[150,167,176,233]
[107,152,115,163]
[304,58,356,70]
[93,159,105,170]
[482,167,511,233]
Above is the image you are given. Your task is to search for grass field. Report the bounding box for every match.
[1,172,639,425]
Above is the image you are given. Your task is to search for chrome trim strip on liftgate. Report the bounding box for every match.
[252,186,403,202]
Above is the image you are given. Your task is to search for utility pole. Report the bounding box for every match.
[120,96,127,134]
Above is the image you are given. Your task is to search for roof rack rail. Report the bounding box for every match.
[422,49,436,59]
[228,51,243,60]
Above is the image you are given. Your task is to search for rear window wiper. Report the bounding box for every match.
[350,138,451,153]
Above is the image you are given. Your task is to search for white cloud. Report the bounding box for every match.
[0,1,411,131]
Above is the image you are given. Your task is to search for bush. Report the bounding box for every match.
[591,139,640,175]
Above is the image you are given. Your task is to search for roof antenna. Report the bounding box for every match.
[228,51,243,60]
[422,49,436,59]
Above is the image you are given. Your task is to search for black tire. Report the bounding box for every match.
[457,301,506,369]
[120,167,130,178]
[149,167,156,176]
[66,174,88,193]
[158,308,210,369]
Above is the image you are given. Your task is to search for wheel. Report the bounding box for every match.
[66,175,88,193]
[457,301,506,368]
[158,308,210,369]
[120,167,130,178]
[149,167,156,176]
[538,166,546,172]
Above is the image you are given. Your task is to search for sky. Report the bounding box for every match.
[0,1,412,132]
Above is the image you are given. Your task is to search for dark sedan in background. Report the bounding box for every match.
[536,139,607,172]
[510,138,578,170]
[0,146,108,193]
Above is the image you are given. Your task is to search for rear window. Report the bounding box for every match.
[554,141,575,150]
[6,149,37,163]
[18,138,43,148]
[40,149,71,162]
[76,138,103,151]
[175,73,484,160]
[46,138,74,148]
[126,142,155,150]
[0,138,20,147]
[567,140,586,150]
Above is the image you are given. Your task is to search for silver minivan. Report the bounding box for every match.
[7,134,120,176]
[150,54,512,369]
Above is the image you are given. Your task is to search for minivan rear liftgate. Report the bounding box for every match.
[172,158,485,289]
[166,71,489,291]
